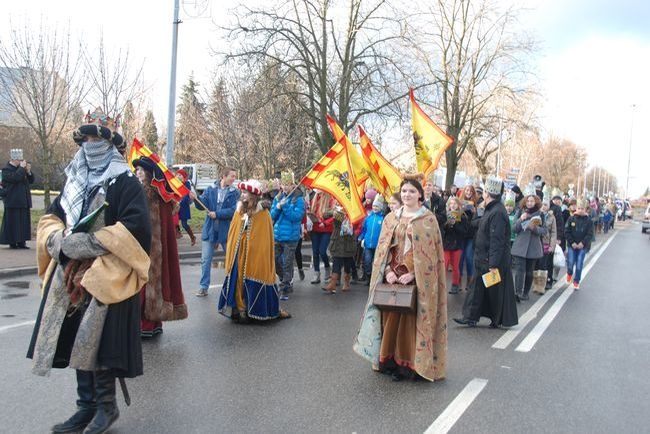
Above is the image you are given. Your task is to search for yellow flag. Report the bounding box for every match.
[326,115,369,198]
[410,88,454,177]
[300,132,366,224]
[358,125,402,198]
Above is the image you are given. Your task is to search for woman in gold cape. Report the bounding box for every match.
[353,177,447,382]
[218,180,289,322]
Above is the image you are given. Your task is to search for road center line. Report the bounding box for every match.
[515,232,618,353]
[0,320,35,334]
[424,378,488,434]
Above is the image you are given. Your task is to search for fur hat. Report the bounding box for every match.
[372,194,385,208]
[73,107,124,149]
[238,179,263,196]
[9,148,23,160]
[484,176,503,195]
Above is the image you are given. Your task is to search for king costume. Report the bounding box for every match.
[27,108,151,434]
[218,180,289,323]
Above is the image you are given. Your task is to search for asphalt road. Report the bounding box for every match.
[1,222,648,433]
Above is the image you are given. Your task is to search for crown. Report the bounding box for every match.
[84,107,121,131]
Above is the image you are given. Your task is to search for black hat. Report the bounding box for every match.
[72,107,124,148]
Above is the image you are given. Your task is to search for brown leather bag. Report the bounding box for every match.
[372,283,417,313]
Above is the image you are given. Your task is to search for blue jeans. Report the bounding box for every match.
[275,241,298,290]
[460,238,475,278]
[566,247,586,283]
[310,232,331,272]
[363,247,376,279]
[200,240,226,290]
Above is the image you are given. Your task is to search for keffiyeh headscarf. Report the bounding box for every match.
[60,139,130,228]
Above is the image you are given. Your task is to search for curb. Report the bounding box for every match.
[0,251,315,279]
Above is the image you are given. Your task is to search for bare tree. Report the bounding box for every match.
[0,21,86,207]
[222,0,412,154]
[82,34,145,126]
[409,0,537,188]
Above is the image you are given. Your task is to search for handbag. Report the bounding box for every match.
[372,283,417,313]
[553,244,565,268]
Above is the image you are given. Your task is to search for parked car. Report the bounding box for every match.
[642,203,650,234]
[172,163,218,193]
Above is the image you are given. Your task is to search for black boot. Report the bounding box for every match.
[83,371,119,434]
[52,370,96,433]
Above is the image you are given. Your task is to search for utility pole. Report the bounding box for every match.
[166,0,181,167]
[625,104,635,199]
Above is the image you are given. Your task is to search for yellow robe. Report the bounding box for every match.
[218,203,280,320]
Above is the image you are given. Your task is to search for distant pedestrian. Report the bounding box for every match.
[1,148,34,249]
[358,194,385,283]
[443,197,469,294]
[511,194,547,301]
[454,176,518,328]
[565,198,594,290]
[191,167,239,297]
[175,169,196,245]
[271,171,306,300]
[308,190,335,284]
[322,206,357,293]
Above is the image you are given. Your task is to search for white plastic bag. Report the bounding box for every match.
[553,244,565,268]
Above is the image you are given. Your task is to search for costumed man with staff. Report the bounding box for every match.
[190,167,239,297]
[28,108,151,433]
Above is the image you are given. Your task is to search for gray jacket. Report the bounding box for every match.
[511,209,547,259]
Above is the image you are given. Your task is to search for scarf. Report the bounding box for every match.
[60,139,130,229]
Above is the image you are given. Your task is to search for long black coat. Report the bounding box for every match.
[27,171,151,378]
[463,199,518,327]
[0,162,34,245]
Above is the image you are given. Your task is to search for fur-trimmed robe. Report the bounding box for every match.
[353,206,448,382]
[141,182,188,322]
[218,202,280,320]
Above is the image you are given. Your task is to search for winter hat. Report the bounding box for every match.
[484,176,503,195]
[73,107,124,149]
[372,194,385,208]
[176,168,188,182]
[365,189,378,202]
[238,179,264,196]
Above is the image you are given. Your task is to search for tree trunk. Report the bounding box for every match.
[444,143,458,190]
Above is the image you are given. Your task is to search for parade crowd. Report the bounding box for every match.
[2,109,627,434]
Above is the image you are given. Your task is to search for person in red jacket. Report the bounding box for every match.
[308,190,335,284]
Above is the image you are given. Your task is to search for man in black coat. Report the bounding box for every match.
[454,176,519,328]
[0,149,34,248]
[424,181,447,228]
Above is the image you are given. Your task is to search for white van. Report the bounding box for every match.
[172,163,218,193]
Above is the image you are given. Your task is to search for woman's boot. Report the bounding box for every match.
[310,271,321,284]
[322,273,339,294]
[83,370,119,434]
[186,226,196,246]
[341,273,351,291]
[52,370,96,433]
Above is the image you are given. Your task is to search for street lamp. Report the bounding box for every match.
[625,104,635,199]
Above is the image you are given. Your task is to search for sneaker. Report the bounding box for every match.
[573,281,580,290]
[195,289,208,297]
[280,293,290,301]
[566,274,572,284]
[298,269,305,281]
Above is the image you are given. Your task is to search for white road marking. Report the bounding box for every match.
[424,378,488,434]
[0,320,35,334]
[493,232,617,350]
[515,232,618,353]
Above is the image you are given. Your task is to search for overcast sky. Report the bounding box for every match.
[2,0,649,196]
